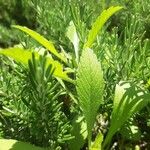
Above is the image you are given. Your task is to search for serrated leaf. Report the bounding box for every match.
[12,25,66,62]
[0,48,73,83]
[76,48,104,146]
[103,81,150,148]
[84,6,123,49]
[0,139,45,150]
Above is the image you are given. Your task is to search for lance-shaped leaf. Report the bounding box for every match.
[12,25,66,62]
[0,48,73,83]
[76,48,104,147]
[84,6,123,49]
[103,81,150,148]
[0,47,39,65]
[66,21,79,62]
[0,139,45,150]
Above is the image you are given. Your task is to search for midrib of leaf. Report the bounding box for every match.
[77,48,104,147]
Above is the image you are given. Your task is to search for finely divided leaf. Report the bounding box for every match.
[103,81,150,147]
[12,25,66,62]
[77,48,104,145]
[0,48,73,83]
[0,139,45,150]
[84,6,123,49]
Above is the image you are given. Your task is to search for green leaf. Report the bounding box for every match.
[76,48,104,147]
[0,48,73,83]
[103,81,150,148]
[68,116,87,150]
[12,25,66,62]
[66,21,79,62]
[90,133,103,150]
[83,6,123,49]
[0,139,45,150]
[0,47,38,65]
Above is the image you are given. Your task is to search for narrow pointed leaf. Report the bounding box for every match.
[76,48,104,146]
[84,6,123,49]
[12,25,66,62]
[66,21,79,62]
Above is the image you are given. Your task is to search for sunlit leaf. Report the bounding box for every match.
[0,48,73,83]
[12,25,66,62]
[103,81,150,148]
[66,21,79,62]
[84,6,123,49]
[0,47,38,65]
[0,139,45,150]
[90,133,103,150]
[76,48,104,146]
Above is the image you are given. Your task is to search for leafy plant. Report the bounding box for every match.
[0,52,72,149]
[0,47,73,83]
[1,2,150,149]
[75,5,123,149]
[103,81,150,149]
[22,53,72,148]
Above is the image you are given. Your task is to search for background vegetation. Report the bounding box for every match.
[0,0,150,149]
